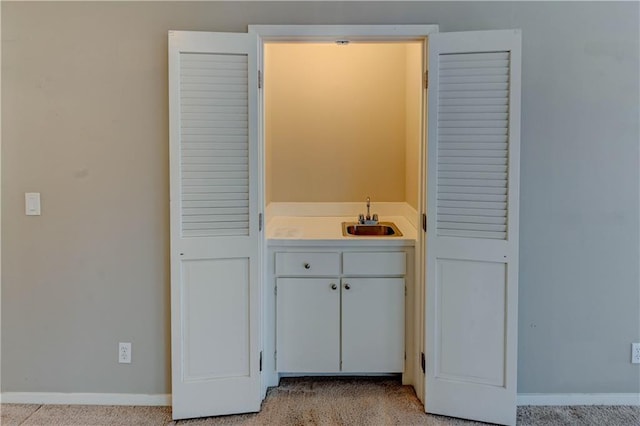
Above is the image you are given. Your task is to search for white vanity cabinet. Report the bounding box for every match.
[274,249,406,374]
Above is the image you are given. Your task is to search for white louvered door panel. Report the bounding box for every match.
[169,31,262,421]
[425,30,521,426]
[437,52,509,239]
[180,53,250,237]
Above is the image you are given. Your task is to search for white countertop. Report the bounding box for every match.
[267,215,417,247]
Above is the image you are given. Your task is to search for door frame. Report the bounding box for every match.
[249,24,439,402]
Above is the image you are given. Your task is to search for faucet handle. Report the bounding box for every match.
[372,214,378,223]
[358,214,365,224]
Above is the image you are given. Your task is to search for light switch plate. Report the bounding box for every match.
[632,343,640,364]
[25,193,41,216]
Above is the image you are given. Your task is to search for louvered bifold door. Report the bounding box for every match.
[169,31,262,421]
[180,51,250,237]
[436,50,510,239]
[425,30,521,426]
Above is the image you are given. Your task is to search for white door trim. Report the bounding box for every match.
[249,24,439,40]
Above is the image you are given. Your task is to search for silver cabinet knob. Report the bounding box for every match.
[304,263,311,269]
[331,283,337,290]
[344,283,351,290]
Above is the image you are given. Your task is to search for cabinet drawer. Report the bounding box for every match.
[342,252,406,276]
[275,252,341,276]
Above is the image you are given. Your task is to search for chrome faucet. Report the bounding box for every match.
[358,196,378,225]
[366,196,371,221]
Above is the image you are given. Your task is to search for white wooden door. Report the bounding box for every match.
[341,278,405,372]
[169,31,261,420]
[425,30,521,426]
[276,278,341,372]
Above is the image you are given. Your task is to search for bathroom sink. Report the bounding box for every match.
[342,222,403,237]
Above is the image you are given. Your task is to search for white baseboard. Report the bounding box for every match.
[2,391,638,407]
[517,393,640,406]
[0,392,171,406]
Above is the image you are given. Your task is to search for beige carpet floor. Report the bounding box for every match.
[2,377,639,425]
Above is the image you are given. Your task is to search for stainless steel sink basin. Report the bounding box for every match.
[342,222,403,237]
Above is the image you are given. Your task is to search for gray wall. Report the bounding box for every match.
[2,2,638,395]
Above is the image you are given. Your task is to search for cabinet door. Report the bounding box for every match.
[276,278,340,372]
[341,278,405,372]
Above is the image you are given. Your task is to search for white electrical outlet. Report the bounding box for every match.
[632,343,640,364]
[119,342,132,364]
